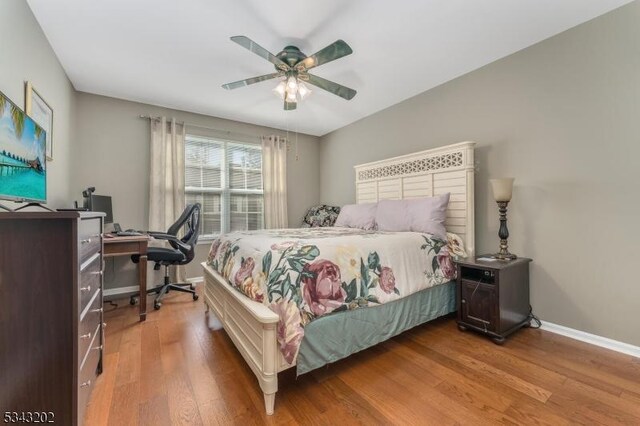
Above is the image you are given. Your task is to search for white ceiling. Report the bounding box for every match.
[28,0,632,136]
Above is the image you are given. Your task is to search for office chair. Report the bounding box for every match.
[129,203,202,310]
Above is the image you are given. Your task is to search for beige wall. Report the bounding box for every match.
[73,92,320,288]
[319,2,640,346]
[0,0,76,207]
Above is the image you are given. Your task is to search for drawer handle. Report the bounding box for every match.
[92,345,103,351]
[81,238,92,244]
[461,299,466,304]
[80,332,92,340]
[80,285,91,292]
[80,380,91,388]
[90,271,104,276]
[90,308,104,314]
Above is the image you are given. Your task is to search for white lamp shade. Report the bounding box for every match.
[490,178,515,202]
[298,82,312,99]
[286,76,298,91]
[273,81,286,100]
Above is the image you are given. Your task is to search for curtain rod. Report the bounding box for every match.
[138,115,288,143]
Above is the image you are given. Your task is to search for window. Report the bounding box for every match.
[185,135,264,240]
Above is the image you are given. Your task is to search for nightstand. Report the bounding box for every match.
[455,256,532,344]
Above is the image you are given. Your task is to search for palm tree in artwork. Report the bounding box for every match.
[10,105,25,139]
[0,96,28,141]
[34,125,44,141]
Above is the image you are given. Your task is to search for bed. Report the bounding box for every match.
[202,141,476,414]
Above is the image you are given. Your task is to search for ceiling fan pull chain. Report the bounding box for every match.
[295,111,299,161]
[285,108,290,152]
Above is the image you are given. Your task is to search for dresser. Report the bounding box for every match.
[0,211,104,426]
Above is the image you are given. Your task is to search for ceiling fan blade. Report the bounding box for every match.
[230,36,289,71]
[222,73,280,90]
[307,74,357,100]
[296,40,353,71]
[284,100,297,111]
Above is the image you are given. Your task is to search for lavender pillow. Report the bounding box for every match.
[335,203,377,230]
[407,193,450,240]
[376,194,450,240]
[375,200,411,232]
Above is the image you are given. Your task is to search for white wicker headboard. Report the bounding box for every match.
[355,141,476,256]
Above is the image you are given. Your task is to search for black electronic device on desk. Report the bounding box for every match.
[89,194,113,224]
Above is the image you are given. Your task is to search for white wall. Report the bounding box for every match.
[319,2,640,346]
[0,0,76,207]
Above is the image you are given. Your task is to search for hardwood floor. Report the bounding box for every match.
[85,287,640,425]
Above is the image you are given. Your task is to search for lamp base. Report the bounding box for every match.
[492,252,518,261]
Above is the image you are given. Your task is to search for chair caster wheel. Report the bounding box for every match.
[154,302,161,310]
[457,324,467,331]
[492,336,506,345]
[193,294,199,301]
[130,297,137,306]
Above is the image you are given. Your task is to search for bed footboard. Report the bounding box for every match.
[201,262,292,415]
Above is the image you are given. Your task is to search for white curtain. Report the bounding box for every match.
[261,135,288,229]
[149,117,186,282]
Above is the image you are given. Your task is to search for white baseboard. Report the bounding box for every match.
[103,285,139,297]
[541,320,640,359]
[103,278,201,298]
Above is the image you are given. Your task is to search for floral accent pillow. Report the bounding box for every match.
[301,204,341,228]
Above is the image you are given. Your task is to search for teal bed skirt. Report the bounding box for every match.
[296,281,456,375]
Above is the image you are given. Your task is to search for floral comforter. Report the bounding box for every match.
[207,227,466,364]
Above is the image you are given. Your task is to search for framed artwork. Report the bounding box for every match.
[25,81,54,161]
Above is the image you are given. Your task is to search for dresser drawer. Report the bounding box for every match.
[79,289,102,360]
[78,329,101,426]
[79,253,102,312]
[79,218,101,262]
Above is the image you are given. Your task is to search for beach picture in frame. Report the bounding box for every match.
[25,81,53,161]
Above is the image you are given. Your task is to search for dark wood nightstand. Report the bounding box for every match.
[455,256,532,344]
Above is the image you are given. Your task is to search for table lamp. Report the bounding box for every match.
[490,178,517,260]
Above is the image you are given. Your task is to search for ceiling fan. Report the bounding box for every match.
[222,36,357,110]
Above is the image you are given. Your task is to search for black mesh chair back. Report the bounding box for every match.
[166,203,201,264]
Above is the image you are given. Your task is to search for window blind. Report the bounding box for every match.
[185,135,263,239]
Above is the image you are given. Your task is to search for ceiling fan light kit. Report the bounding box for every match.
[222,36,356,110]
[273,74,312,103]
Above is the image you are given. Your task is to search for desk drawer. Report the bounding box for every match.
[79,289,102,360]
[79,218,101,262]
[80,253,102,312]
